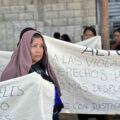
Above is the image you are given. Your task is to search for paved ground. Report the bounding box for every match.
[59,113,120,120]
[59,113,96,120]
[59,113,78,120]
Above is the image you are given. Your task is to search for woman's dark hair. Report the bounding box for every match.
[113,28,120,33]
[53,32,60,39]
[31,33,43,43]
[61,34,71,42]
[83,26,96,36]
[17,27,36,46]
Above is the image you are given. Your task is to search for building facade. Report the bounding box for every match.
[0,0,96,51]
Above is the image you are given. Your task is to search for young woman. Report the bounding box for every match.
[61,34,71,42]
[111,28,120,50]
[1,30,63,120]
[83,26,96,40]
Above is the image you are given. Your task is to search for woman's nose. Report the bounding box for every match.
[36,47,41,52]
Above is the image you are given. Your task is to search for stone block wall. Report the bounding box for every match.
[43,0,96,43]
[0,0,97,51]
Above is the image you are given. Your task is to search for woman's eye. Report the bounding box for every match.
[40,45,43,48]
[32,45,37,48]
[31,44,43,48]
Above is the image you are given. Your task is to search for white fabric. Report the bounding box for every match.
[0,35,120,114]
[0,72,55,120]
[75,36,102,50]
[44,36,120,114]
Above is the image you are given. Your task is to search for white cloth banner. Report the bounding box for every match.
[75,36,102,50]
[0,72,55,120]
[0,36,120,114]
[44,36,120,114]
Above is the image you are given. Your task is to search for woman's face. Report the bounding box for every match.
[30,37,44,65]
[83,30,95,40]
[114,31,120,43]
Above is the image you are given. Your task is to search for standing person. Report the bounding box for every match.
[53,32,61,39]
[1,30,63,120]
[111,28,120,50]
[17,27,36,46]
[83,26,96,40]
[109,28,120,120]
[78,26,105,120]
[61,34,71,42]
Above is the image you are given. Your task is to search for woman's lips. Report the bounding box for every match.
[35,55,41,57]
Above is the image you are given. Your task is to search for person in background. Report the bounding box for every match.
[83,26,96,40]
[78,26,105,120]
[109,28,120,120]
[17,27,36,46]
[1,30,64,120]
[111,28,120,50]
[61,34,71,42]
[53,32,61,39]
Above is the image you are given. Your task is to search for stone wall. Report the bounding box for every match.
[43,0,96,42]
[0,0,97,51]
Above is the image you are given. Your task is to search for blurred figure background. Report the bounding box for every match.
[111,28,120,50]
[83,26,96,40]
[53,32,61,39]
[61,34,71,42]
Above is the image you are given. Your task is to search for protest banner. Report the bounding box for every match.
[75,36,102,49]
[45,36,120,114]
[0,72,55,120]
[1,36,120,114]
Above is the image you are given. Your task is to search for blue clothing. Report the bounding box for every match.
[54,87,63,113]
